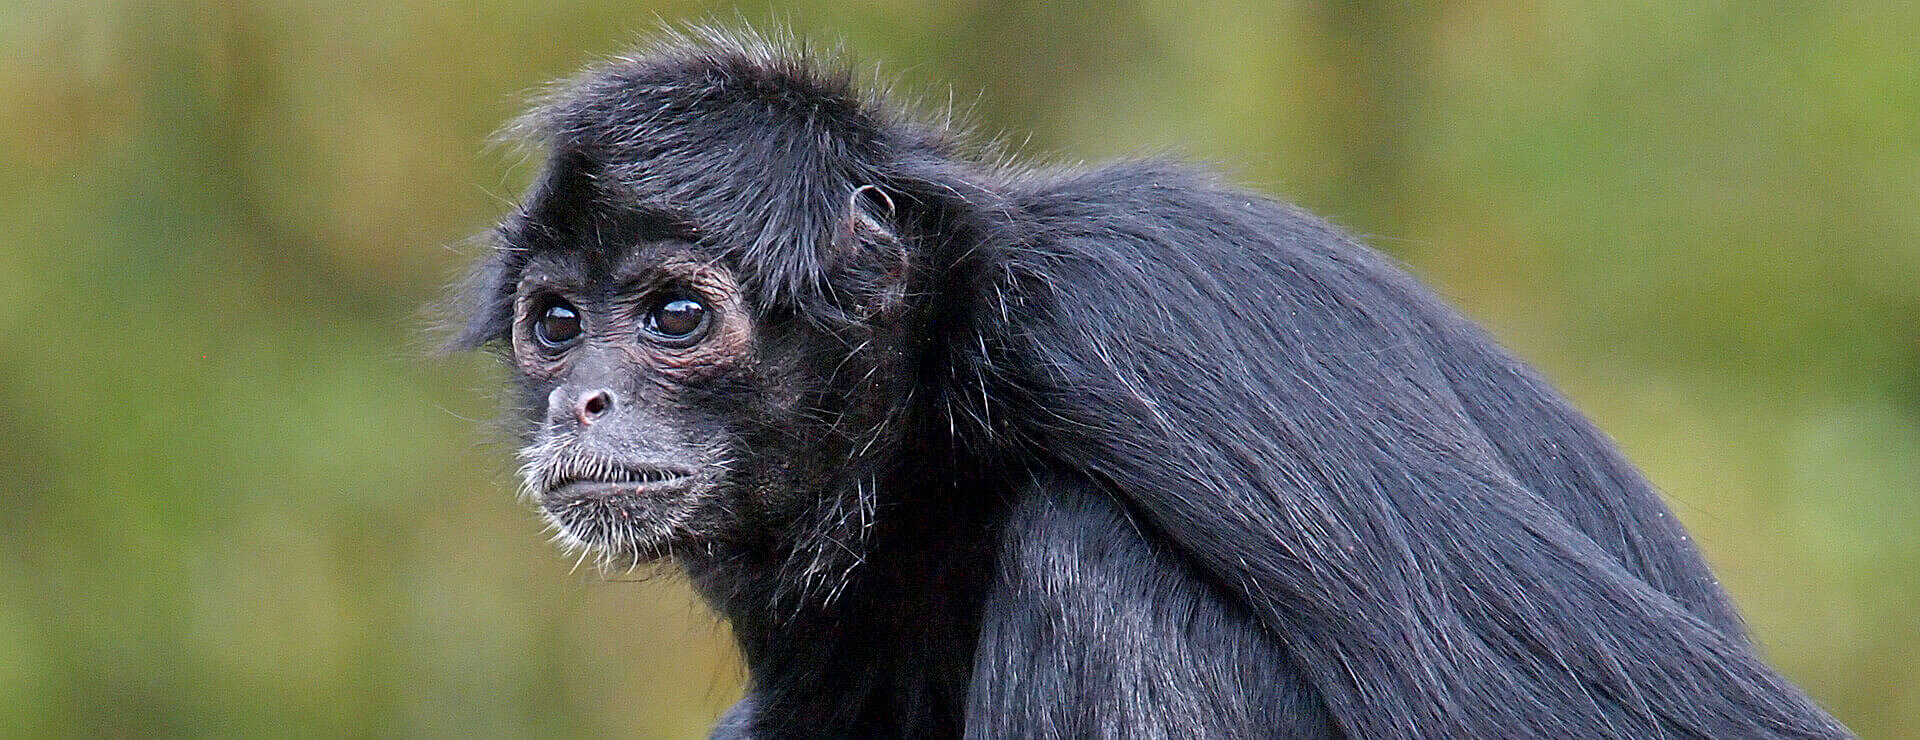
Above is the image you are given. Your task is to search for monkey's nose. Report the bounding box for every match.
[575,389,616,426]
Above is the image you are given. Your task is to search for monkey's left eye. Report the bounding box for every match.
[643,295,709,345]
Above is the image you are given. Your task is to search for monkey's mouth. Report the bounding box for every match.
[535,463,703,561]
[542,465,696,500]
[520,451,711,561]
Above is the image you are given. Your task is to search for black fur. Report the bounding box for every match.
[458,29,1847,739]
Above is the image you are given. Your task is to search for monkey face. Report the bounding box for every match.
[503,229,913,570]
[507,245,766,565]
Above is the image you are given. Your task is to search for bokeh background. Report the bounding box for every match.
[4,1,1915,736]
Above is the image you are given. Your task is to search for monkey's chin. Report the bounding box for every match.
[537,479,700,564]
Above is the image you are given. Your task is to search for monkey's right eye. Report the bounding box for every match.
[533,300,582,347]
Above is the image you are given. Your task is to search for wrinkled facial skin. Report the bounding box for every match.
[508,244,762,566]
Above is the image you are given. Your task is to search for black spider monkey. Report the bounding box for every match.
[452,29,1847,739]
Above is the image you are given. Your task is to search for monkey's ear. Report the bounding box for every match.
[848,184,896,238]
[831,184,909,318]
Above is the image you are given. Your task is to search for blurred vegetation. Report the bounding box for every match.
[2,1,1914,736]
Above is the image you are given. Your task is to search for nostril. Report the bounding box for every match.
[575,390,615,425]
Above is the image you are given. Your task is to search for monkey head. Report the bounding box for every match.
[453,37,981,579]
[484,161,918,571]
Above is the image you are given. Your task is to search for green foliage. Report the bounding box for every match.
[3,1,1913,735]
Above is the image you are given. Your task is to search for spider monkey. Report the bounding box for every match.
[453,30,1847,739]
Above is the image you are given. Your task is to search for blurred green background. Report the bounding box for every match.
[3,1,1915,736]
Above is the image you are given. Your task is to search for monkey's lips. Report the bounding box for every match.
[541,466,697,503]
[535,465,703,559]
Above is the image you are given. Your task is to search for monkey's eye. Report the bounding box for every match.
[643,295,709,345]
[532,299,583,347]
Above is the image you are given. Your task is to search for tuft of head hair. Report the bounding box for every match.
[506,28,949,316]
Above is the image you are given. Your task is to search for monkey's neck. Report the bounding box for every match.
[683,463,1012,737]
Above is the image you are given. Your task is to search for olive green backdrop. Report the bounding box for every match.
[3,1,1915,736]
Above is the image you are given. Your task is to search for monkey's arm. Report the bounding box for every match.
[964,469,1336,739]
